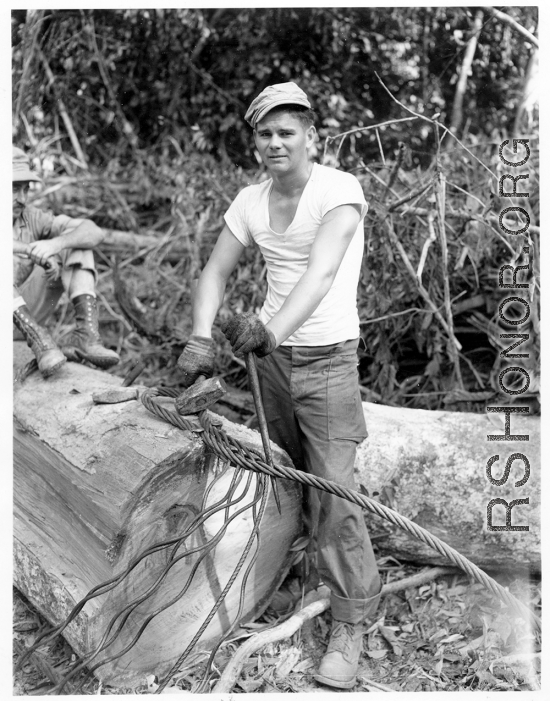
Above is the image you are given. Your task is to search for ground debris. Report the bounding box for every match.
[13,553,541,694]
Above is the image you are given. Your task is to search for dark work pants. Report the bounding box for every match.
[257,339,381,624]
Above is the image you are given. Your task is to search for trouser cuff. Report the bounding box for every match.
[330,589,382,625]
[62,248,98,283]
[13,296,26,312]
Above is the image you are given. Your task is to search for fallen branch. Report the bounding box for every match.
[384,218,462,350]
[434,170,464,389]
[359,677,397,692]
[387,177,433,212]
[100,229,187,262]
[416,211,437,281]
[213,566,457,693]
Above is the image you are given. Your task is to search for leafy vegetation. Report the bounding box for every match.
[12,7,539,412]
[12,7,538,167]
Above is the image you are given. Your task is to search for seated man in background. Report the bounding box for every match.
[12,146,119,377]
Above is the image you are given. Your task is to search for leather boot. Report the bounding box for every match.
[314,620,364,689]
[13,305,66,378]
[62,294,120,368]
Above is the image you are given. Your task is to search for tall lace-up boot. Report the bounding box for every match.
[13,305,66,378]
[62,294,120,368]
[314,619,364,689]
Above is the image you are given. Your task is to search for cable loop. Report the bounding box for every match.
[142,388,541,634]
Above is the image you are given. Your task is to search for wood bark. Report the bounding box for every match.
[13,343,302,688]
[356,401,540,574]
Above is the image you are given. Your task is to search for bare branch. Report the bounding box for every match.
[38,49,88,169]
[486,7,538,48]
[384,218,462,351]
[374,72,498,182]
[322,117,417,165]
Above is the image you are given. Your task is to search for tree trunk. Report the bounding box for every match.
[356,401,540,574]
[449,10,484,136]
[13,343,302,688]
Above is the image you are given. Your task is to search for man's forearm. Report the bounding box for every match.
[13,240,30,256]
[266,268,333,345]
[57,221,104,250]
[191,269,227,337]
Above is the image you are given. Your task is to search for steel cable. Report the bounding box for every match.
[155,473,271,693]
[143,388,541,633]
[68,477,264,694]
[17,463,264,694]
[55,476,260,694]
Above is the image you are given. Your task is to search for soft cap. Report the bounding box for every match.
[13,146,41,183]
[244,82,311,128]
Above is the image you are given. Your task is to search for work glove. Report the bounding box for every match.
[221,312,276,357]
[177,335,215,388]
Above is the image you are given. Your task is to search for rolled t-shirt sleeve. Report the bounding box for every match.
[224,189,254,247]
[24,206,87,240]
[320,171,368,220]
[50,213,87,238]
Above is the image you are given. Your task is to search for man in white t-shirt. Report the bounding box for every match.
[177,82,381,689]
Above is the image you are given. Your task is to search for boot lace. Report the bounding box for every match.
[326,621,359,659]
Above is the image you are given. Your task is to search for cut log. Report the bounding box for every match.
[101,229,188,262]
[13,342,302,688]
[14,339,540,687]
[356,401,540,574]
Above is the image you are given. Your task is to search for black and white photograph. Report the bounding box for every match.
[10,4,542,695]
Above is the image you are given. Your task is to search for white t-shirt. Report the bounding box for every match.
[224,162,368,346]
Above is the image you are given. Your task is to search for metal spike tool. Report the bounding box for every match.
[245,352,282,514]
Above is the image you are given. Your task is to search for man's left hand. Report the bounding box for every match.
[44,257,62,281]
[221,312,277,357]
[27,238,65,267]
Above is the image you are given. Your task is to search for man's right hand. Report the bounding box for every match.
[27,238,65,267]
[177,335,215,388]
[13,240,61,279]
